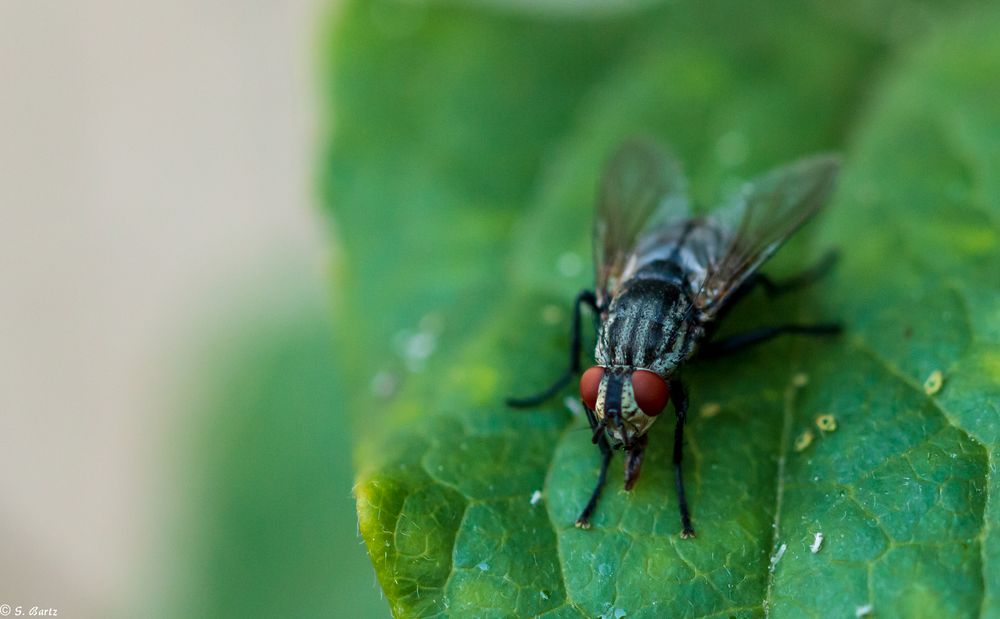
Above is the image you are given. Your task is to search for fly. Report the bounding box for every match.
[508,137,842,538]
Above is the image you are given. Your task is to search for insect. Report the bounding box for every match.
[508,137,842,538]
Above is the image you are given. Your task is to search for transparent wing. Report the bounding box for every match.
[695,154,841,318]
[594,137,689,306]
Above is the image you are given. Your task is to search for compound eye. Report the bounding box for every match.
[631,370,670,416]
[579,366,604,411]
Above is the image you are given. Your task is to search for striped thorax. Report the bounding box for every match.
[590,272,705,447]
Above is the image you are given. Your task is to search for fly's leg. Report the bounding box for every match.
[755,249,839,296]
[700,250,841,359]
[575,436,612,529]
[670,379,696,539]
[708,250,840,331]
[699,324,841,359]
[506,290,598,408]
[576,405,612,529]
[624,433,648,491]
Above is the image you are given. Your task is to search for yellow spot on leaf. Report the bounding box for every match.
[923,370,943,395]
[792,372,809,387]
[815,414,837,432]
[699,402,722,418]
[794,430,815,452]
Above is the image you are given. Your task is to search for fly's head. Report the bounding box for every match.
[580,365,670,449]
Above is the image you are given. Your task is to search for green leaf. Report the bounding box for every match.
[325,2,1000,617]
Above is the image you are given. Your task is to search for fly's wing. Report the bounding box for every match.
[594,138,689,307]
[695,154,841,318]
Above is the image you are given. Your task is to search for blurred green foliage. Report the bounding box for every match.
[171,306,387,617]
[324,1,1000,617]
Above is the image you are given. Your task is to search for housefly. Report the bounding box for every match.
[508,138,841,538]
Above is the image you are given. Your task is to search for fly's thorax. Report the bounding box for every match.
[595,278,704,375]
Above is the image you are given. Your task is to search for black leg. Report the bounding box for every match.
[699,323,841,360]
[670,379,695,538]
[576,435,613,529]
[756,249,839,296]
[507,290,598,408]
[707,250,839,331]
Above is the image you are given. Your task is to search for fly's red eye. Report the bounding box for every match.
[631,370,670,416]
[580,366,604,411]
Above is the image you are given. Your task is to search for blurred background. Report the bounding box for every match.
[0,1,387,616]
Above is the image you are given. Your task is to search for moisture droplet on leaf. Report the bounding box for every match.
[530,490,543,506]
[599,606,627,619]
[815,414,837,432]
[855,604,874,617]
[405,332,436,361]
[477,562,489,572]
[769,543,787,572]
[924,369,943,395]
[564,396,584,417]
[794,430,815,452]
[369,370,398,398]
[810,532,824,553]
[557,251,583,277]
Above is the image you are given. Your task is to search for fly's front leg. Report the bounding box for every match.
[576,405,612,529]
[507,290,598,408]
[670,379,696,539]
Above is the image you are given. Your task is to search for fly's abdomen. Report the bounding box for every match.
[596,277,701,375]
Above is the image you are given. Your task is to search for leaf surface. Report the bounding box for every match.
[324,3,1000,617]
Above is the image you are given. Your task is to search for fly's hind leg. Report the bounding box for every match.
[700,249,841,360]
[506,290,598,408]
[699,323,841,359]
[755,249,839,296]
[670,379,696,538]
[711,249,840,328]
[576,405,612,529]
